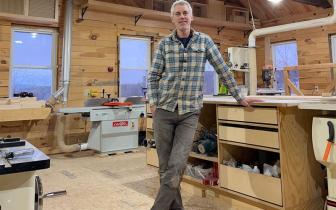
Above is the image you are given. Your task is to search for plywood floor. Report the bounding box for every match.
[37,149,216,210]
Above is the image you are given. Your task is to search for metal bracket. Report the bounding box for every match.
[78,6,88,22]
[217,26,225,35]
[134,15,142,26]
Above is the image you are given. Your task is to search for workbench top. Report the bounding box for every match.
[0,141,50,175]
[203,95,336,109]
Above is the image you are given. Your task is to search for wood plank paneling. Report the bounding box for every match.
[256,24,336,95]
[0,21,10,97]
[0,1,245,153]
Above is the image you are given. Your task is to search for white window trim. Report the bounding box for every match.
[9,27,58,97]
[118,36,151,97]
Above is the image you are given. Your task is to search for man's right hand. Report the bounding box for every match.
[150,105,157,117]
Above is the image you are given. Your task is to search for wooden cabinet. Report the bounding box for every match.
[216,104,325,209]
[144,101,325,209]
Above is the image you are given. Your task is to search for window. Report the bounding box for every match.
[119,36,151,97]
[331,35,336,63]
[10,28,57,100]
[203,61,218,95]
[272,41,298,92]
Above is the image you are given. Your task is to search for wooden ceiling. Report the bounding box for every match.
[226,0,333,26]
[94,0,334,27]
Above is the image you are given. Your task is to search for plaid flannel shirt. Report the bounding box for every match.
[147,29,242,115]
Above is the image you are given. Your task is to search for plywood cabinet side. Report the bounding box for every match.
[278,107,325,209]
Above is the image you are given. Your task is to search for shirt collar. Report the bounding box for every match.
[170,28,199,42]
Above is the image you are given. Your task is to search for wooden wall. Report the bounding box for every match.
[0,21,10,97]
[0,1,246,153]
[67,7,246,106]
[256,25,336,95]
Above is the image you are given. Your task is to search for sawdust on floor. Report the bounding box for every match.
[38,149,216,210]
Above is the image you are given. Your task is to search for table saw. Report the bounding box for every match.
[0,139,50,210]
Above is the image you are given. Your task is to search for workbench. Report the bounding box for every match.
[146,96,336,210]
[0,140,50,210]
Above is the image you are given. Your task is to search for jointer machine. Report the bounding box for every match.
[58,98,146,154]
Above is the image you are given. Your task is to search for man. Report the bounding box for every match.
[147,1,260,209]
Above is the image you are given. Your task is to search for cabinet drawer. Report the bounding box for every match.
[146,148,159,167]
[219,164,282,206]
[218,126,279,149]
[218,106,278,124]
[147,117,153,130]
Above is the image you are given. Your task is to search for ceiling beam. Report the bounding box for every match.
[292,0,331,8]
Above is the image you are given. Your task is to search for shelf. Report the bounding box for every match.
[182,175,202,184]
[231,68,249,73]
[0,12,58,27]
[82,0,251,30]
[146,128,154,132]
[220,164,282,206]
[189,152,218,162]
[182,173,283,209]
[0,107,51,122]
[218,140,279,153]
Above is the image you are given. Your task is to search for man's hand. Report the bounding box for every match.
[239,97,263,108]
[150,105,157,116]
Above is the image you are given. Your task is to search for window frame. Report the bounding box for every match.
[271,40,298,91]
[118,35,151,97]
[9,27,58,98]
[331,34,336,63]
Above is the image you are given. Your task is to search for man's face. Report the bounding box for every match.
[171,4,193,32]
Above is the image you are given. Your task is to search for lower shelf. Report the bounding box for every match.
[219,164,282,206]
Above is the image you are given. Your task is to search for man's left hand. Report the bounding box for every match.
[239,97,264,107]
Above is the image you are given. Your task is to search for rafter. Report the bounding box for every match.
[292,0,331,8]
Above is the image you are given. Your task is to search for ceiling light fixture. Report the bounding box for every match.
[268,0,282,4]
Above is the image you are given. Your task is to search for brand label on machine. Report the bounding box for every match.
[112,121,129,127]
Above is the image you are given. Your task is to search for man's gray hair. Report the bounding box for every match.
[170,0,193,17]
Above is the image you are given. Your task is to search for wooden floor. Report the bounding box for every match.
[38,148,216,210]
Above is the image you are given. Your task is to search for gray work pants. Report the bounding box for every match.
[151,108,200,210]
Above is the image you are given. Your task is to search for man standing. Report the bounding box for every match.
[147,1,260,209]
